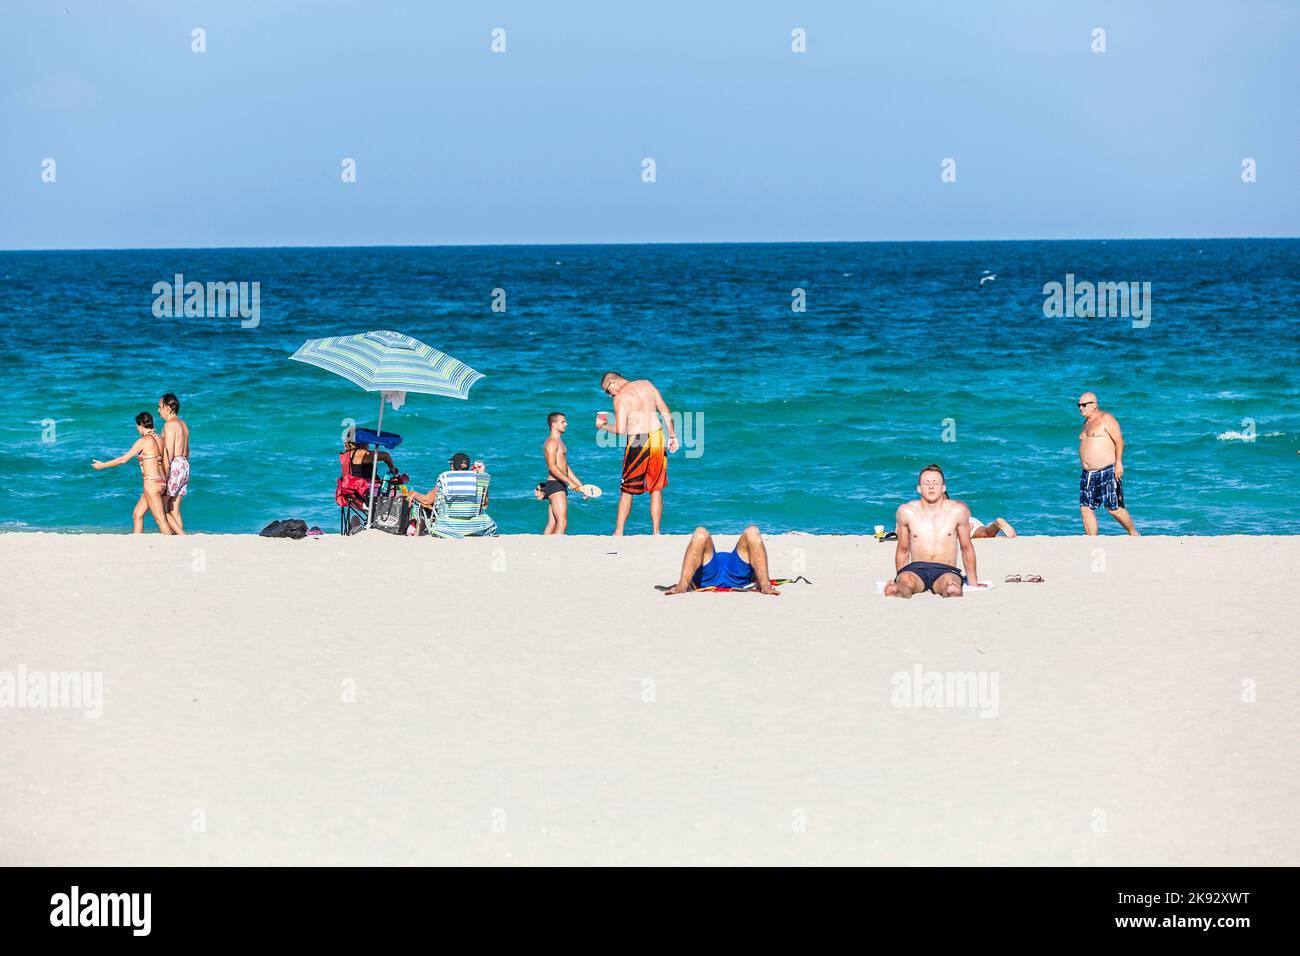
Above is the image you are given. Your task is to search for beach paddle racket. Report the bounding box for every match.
[578,484,602,498]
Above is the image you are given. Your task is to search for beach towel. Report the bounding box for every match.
[654,576,812,593]
[335,452,371,506]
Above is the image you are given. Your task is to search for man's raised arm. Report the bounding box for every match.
[597,395,630,435]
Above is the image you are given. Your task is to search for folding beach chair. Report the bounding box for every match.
[336,430,404,535]
[425,471,496,538]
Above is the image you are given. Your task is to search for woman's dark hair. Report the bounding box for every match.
[135,411,155,430]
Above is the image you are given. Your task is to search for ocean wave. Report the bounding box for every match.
[1216,430,1284,441]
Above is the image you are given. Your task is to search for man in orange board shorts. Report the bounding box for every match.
[596,371,679,535]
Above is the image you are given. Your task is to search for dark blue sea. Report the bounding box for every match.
[2,239,1297,534]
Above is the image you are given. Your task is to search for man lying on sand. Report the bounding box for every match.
[884,464,981,598]
[663,525,780,595]
[970,516,1016,538]
[942,494,1016,538]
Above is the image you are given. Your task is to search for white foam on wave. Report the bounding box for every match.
[1216,430,1284,441]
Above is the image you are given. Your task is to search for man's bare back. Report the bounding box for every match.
[613,379,666,437]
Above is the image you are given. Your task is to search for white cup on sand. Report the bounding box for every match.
[874,524,885,537]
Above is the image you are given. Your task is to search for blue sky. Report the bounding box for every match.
[2,0,1296,248]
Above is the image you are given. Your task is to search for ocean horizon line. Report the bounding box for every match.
[2,235,1297,255]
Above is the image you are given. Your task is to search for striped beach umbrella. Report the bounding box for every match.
[290,329,483,398]
[290,330,484,524]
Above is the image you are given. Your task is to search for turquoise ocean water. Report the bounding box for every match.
[2,240,1297,535]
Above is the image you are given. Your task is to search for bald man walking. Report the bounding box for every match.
[1077,392,1139,535]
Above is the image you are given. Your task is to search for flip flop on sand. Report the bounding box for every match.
[1004,574,1045,583]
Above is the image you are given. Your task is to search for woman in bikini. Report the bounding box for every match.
[92,411,174,534]
[343,431,398,482]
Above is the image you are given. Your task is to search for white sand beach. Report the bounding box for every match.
[1,531,1296,866]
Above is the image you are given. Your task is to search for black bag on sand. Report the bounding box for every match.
[260,519,309,539]
[369,496,409,535]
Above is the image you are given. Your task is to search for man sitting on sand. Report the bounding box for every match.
[663,525,780,595]
[884,464,981,598]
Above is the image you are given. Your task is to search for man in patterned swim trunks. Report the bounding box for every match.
[597,372,678,535]
[158,392,190,535]
[1077,392,1139,536]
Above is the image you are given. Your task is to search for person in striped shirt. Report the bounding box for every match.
[407,452,497,537]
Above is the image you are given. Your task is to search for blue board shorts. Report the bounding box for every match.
[693,550,756,590]
[1080,465,1124,510]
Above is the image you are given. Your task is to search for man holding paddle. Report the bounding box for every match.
[542,412,599,535]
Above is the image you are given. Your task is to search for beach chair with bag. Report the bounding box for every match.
[336,429,407,535]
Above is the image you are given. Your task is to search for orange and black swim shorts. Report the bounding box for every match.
[621,430,667,495]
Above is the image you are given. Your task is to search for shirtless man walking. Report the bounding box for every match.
[541,412,588,535]
[596,372,678,535]
[883,464,981,598]
[158,392,189,535]
[1077,392,1139,536]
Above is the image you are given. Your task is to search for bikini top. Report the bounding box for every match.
[349,452,375,478]
[138,434,163,467]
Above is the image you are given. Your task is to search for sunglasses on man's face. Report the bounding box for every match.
[1078,401,1094,408]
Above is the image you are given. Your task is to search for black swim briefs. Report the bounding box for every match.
[896,561,964,592]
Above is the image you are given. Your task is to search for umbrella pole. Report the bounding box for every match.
[366,395,383,527]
